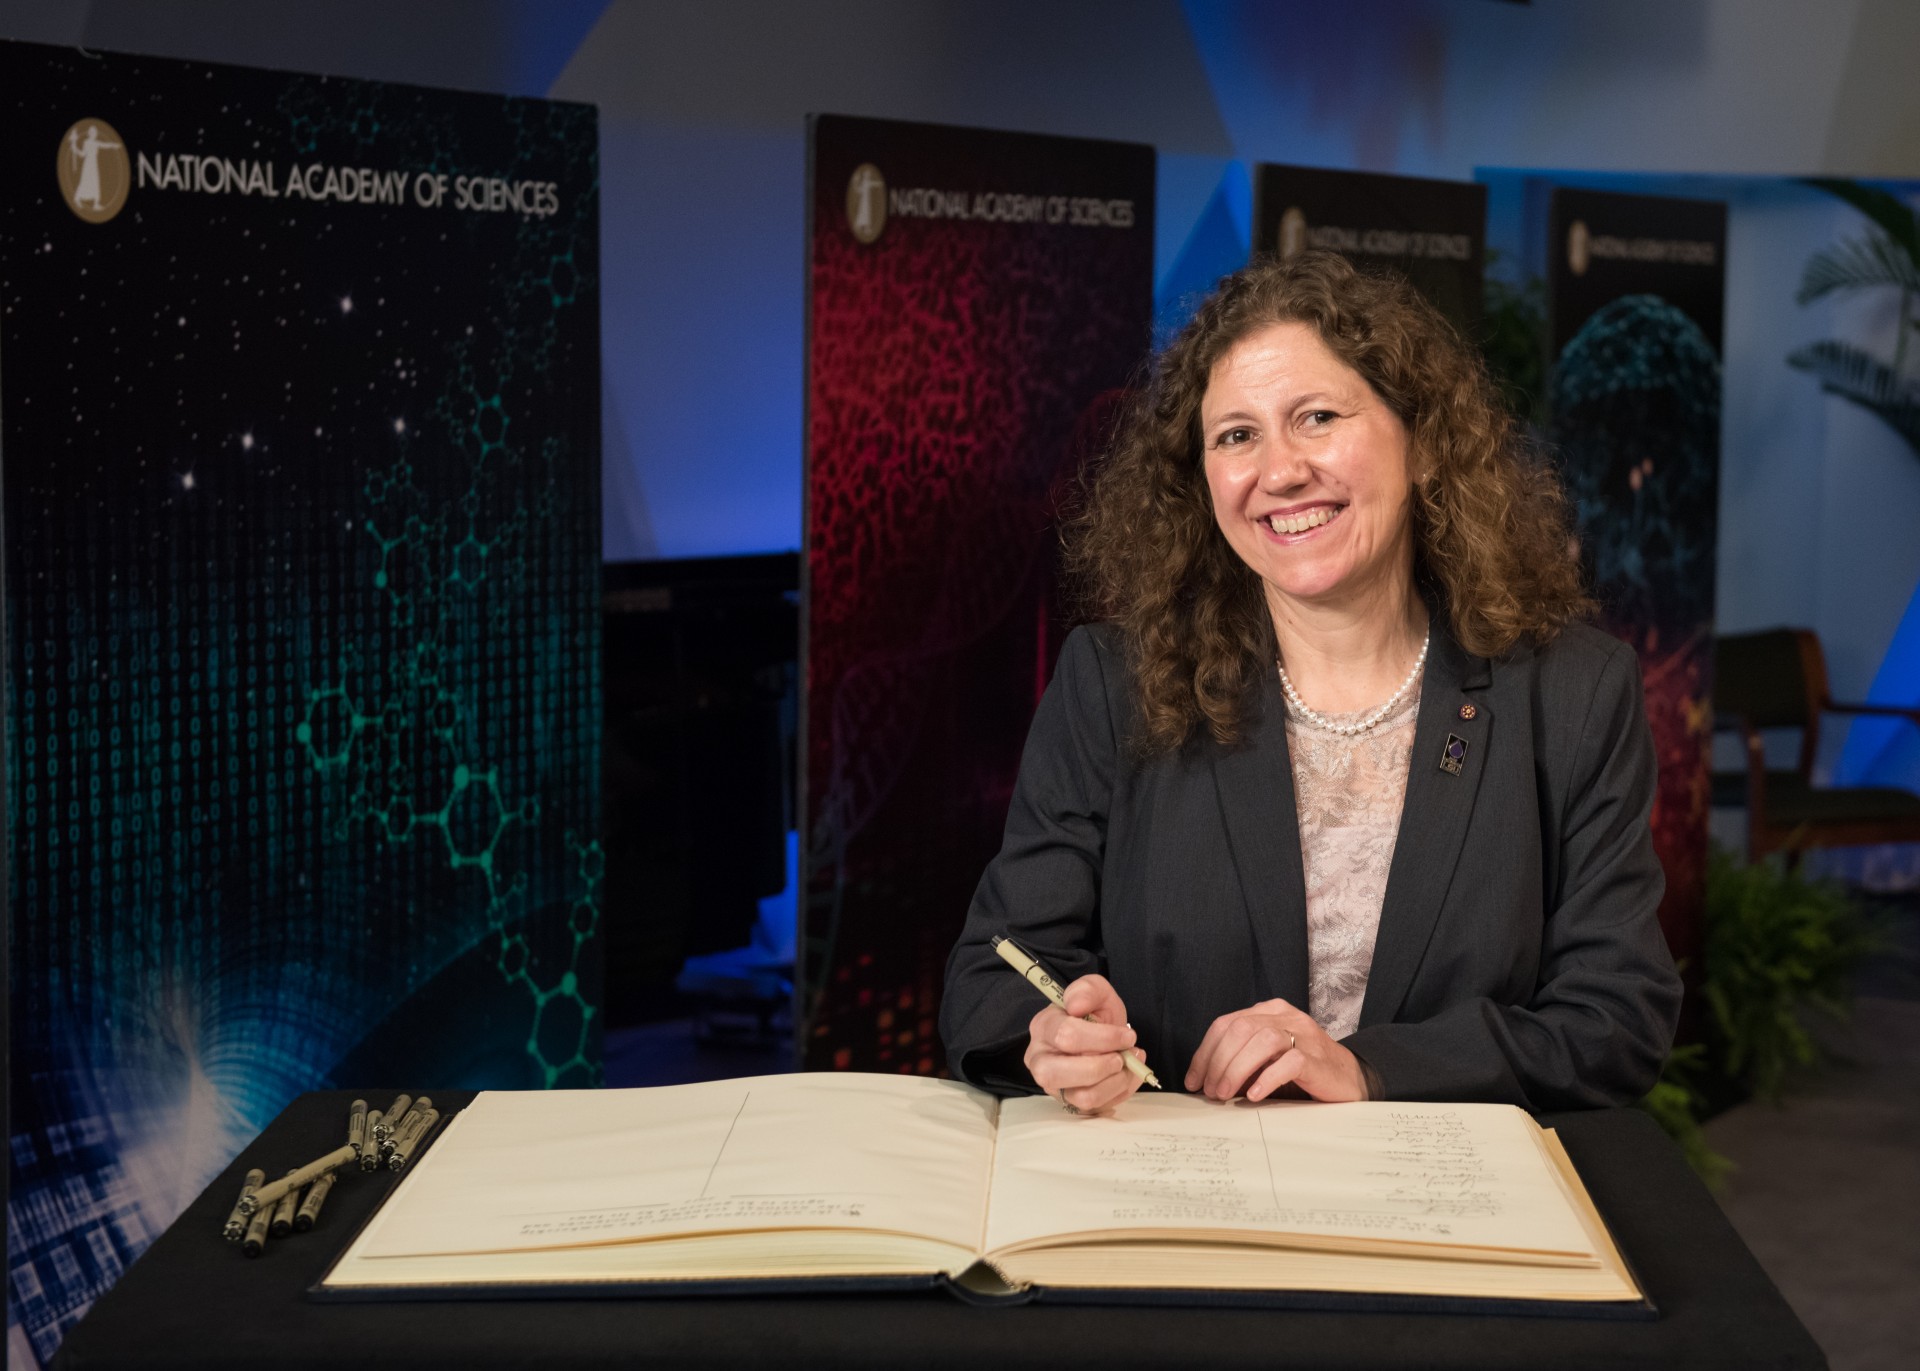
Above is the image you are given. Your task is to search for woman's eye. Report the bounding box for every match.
[1214,426,1254,448]
[1303,410,1338,428]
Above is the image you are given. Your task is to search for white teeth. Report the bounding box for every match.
[1269,507,1337,535]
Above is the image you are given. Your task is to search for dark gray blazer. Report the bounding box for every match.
[940,617,1682,1110]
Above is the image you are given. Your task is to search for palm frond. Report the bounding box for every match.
[1805,178,1920,267]
[1797,230,1920,304]
[1787,340,1920,451]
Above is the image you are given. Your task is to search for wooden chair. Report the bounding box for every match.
[1712,628,1920,865]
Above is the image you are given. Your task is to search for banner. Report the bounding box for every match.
[802,115,1153,1073]
[1252,164,1487,332]
[1547,188,1726,974]
[1,42,601,1362]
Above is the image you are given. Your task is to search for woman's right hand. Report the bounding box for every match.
[1022,973,1148,1114]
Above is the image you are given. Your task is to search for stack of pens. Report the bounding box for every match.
[221,1093,443,1258]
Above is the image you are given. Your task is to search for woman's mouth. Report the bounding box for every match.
[1264,505,1344,537]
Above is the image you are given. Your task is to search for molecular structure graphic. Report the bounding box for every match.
[297,674,533,878]
[501,834,603,1087]
[298,376,600,1087]
[275,84,601,1084]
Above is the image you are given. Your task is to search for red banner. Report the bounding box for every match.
[802,115,1154,1072]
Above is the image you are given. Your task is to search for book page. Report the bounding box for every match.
[351,1073,997,1259]
[983,1094,1597,1261]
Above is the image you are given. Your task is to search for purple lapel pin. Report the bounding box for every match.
[1440,732,1468,776]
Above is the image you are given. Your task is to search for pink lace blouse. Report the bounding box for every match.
[1282,677,1422,1040]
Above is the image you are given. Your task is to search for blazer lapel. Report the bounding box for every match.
[1357,622,1492,1027]
[1210,674,1311,1008]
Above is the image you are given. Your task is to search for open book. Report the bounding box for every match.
[317,1073,1648,1314]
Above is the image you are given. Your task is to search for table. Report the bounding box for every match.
[51,1089,1826,1370]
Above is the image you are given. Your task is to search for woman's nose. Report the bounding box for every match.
[1258,440,1311,493]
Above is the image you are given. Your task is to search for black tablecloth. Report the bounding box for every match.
[52,1089,1825,1370]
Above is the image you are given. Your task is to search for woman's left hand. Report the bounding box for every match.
[1184,999,1369,1102]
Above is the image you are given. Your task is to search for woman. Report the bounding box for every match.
[940,251,1681,1114]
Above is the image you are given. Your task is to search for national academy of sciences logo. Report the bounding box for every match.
[1278,206,1309,259]
[846,163,886,244]
[57,118,130,224]
[1567,219,1590,276]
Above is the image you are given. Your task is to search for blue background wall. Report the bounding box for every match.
[4,0,1918,1038]
[6,0,1918,850]
[12,0,1920,563]
[0,1,1912,798]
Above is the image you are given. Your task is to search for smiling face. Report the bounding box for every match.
[1199,320,1418,615]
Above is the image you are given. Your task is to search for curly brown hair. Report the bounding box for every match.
[1067,249,1592,753]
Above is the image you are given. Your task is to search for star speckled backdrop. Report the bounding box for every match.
[1,43,600,1363]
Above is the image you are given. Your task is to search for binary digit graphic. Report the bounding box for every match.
[0,43,602,1364]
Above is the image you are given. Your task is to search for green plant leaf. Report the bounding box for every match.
[1636,1044,1733,1188]
[1805,178,1920,267]
[1796,230,1920,304]
[1479,252,1549,428]
[1701,847,1886,1103]
[1786,340,1920,449]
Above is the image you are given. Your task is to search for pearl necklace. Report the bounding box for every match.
[1276,632,1429,737]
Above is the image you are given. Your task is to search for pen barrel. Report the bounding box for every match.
[390,1094,434,1142]
[1020,964,1068,1007]
[996,933,1159,1090]
[239,1144,358,1215]
[347,1099,368,1155]
[241,1203,271,1258]
[375,1094,412,1142]
[222,1167,267,1242]
[294,1170,336,1232]
[994,938,1068,1006]
[361,1111,385,1169]
[387,1107,440,1171]
[269,1171,302,1237]
[391,1108,425,1149]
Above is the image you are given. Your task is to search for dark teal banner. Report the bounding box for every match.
[1548,187,1725,979]
[1,41,602,1363]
